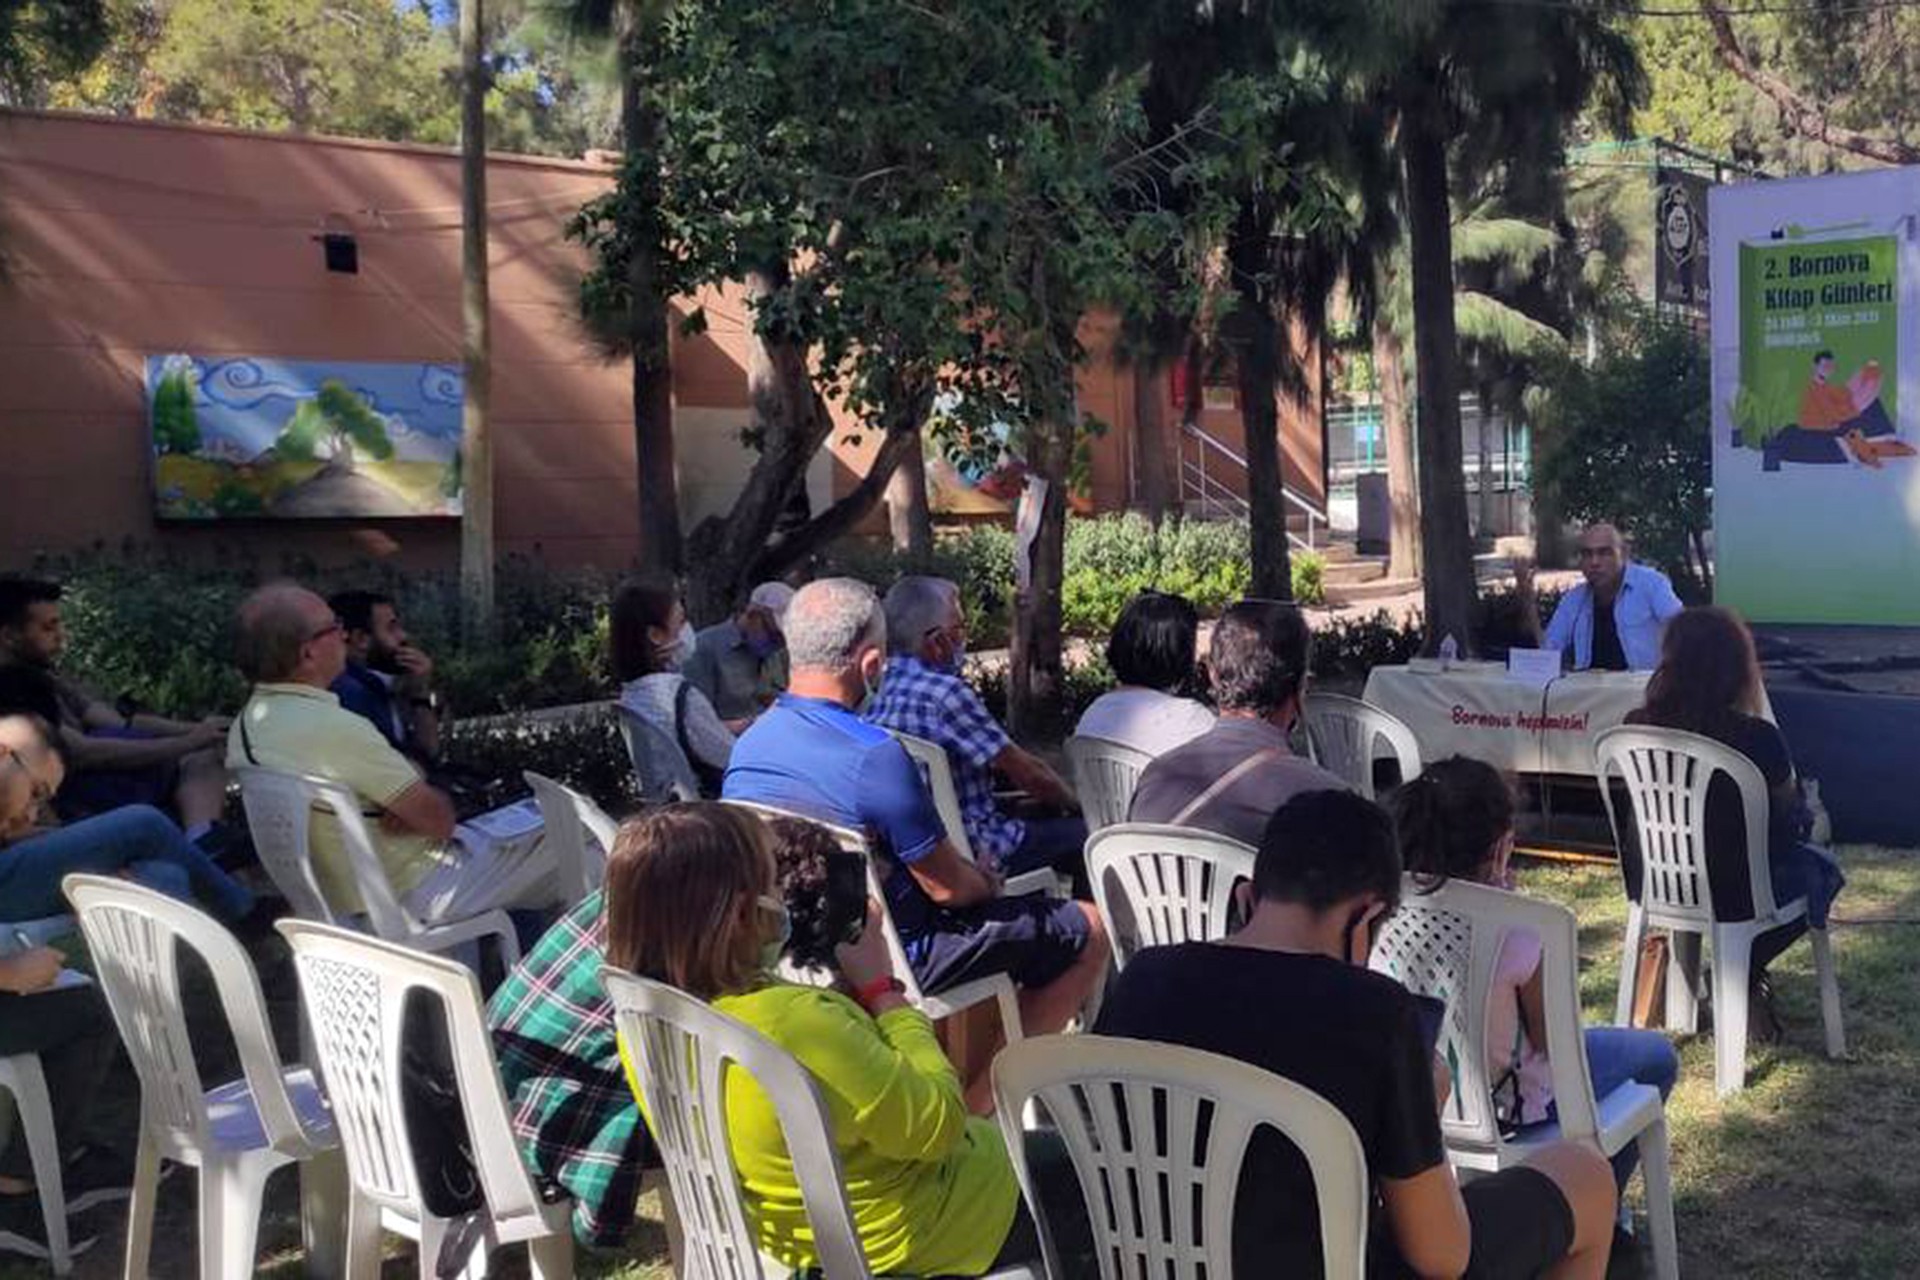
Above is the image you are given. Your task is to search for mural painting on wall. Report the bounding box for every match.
[148,355,465,520]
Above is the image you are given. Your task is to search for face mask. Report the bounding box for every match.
[937,637,966,675]
[666,621,697,670]
[747,629,782,660]
[858,658,883,711]
[758,893,792,969]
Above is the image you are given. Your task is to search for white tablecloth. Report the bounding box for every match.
[1362,660,1653,775]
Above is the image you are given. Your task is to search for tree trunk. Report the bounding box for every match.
[619,4,682,579]
[1373,320,1421,580]
[1401,88,1479,654]
[885,437,935,567]
[1009,412,1072,747]
[1227,213,1293,601]
[457,0,494,644]
[683,265,832,623]
[1133,358,1174,526]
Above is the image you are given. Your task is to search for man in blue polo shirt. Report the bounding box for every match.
[1527,523,1684,672]
[723,578,1107,1097]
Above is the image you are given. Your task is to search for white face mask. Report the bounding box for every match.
[666,620,697,671]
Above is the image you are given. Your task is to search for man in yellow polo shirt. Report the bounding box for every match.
[227,583,549,923]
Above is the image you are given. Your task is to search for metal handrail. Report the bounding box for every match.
[1179,422,1324,550]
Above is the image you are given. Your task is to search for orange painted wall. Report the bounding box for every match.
[0,109,1324,573]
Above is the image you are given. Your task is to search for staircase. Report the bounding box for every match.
[1178,423,1327,552]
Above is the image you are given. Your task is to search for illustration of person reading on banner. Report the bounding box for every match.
[1769,350,1914,469]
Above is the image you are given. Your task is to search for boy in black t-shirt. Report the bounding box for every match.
[1097,789,1618,1280]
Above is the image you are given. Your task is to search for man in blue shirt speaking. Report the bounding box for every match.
[1524,523,1683,671]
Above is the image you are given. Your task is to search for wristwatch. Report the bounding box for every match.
[853,975,905,1011]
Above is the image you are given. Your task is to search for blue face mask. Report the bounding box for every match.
[938,637,966,675]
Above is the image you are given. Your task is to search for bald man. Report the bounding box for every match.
[1524,524,1683,672]
[232,584,554,931]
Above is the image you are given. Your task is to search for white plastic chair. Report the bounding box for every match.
[886,730,1062,898]
[62,873,344,1280]
[992,1034,1370,1280]
[613,703,702,803]
[1299,693,1423,800]
[236,765,521,968]
[721,800,1025,1042]
[1085,824,1255,970]
[1596,725,1846,1098]
[1369,875,1679,1280]
[1064,736,1153,833]
[277,919,575,1279]
[523,771,616,908]
[0,1052,78,1274]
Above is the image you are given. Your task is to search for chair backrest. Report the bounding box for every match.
[885,730,976,863]
[1065,735,1154,832]
[1594,724,1777,924]
[236,764,422,940]
[1300,693,1423,800]
[718,799,933,1007]
[62,874,323,1162]
[614,703,702,804]
[993,1034,1370,1280]
[1368,875,1599,1154]
[277,920,552,1232]
[1085,824,1256,970]
[602,970,870,1280]
[524,770,617,906]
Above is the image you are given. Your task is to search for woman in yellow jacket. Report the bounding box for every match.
[603,802,1049,1277]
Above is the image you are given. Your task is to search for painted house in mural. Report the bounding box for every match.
[0,108,1328,568]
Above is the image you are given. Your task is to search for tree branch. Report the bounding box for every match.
[1699,0,1920,166]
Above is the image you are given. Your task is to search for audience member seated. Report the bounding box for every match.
[1393,755,1678,1221]
[1097,789,1619,1280]
[0,714,260,928]
[0,577,229,834]
[865,576,1086,880]
[1518,524,1683,673]
[611,578,736,794]
[683,581,794,724]
[327,590,441,763]
[1625,606,1845,1041]
[604,802,1092,1278]
[722,578,1107,1106]
[1127,599,1346,846]
[1073,590,1214,758]
[226,584,538,923]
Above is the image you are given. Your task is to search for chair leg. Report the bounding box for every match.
[1637,1114,1679,1280]
[6,1059,71,1275]
[1711,929,1752,1099]
[528,1230,574,1280]
[122,1129,164,1280]
[343,1192,385,1280]
[1666,930,1702,1036]
[1810,926,1848,1059]
[197,1157,264,1280]
[300,1147,350,1279]
[1614,904,1646,1028]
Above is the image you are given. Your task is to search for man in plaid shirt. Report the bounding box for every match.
[864,576,1087,880]
[488,891,654,1247]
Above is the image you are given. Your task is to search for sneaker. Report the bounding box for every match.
[62,1144,146,1214]
[0,1188,97,1259]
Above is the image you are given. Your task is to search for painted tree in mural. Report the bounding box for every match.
[273,381,395,469]
[150,369,201,455]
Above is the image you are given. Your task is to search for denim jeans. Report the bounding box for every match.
[1005,815,1090,886]
[1524,1026,1679,1192]
[0,804,255,922]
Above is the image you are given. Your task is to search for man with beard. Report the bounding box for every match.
[328,589,441,762]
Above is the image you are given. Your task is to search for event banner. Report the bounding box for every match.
[1711,171,1920,625]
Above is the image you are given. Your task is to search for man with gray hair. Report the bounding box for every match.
[724,578,1107,1107]
[864,576,1084,880]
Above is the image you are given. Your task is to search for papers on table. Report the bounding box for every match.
[1506,647,1564,690]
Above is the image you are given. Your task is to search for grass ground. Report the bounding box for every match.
[6,846,1917,1278]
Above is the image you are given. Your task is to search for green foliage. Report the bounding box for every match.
[0,0,107,103]
[273,382,394,465]
[1533,310,1712,597]
[209,479,264,516]
[442,708,640,815]
[150,370,201,456]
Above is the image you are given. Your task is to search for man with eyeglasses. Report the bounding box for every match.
[1522,524,1683,673]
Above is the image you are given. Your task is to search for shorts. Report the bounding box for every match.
[1461,1165,1577,1280]
[910,891,1092,995]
